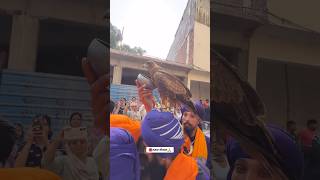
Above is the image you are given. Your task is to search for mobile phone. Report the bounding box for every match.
[32,119,43,136]
[64,127,88,140]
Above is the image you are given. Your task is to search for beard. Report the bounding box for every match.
[184,124,195,137]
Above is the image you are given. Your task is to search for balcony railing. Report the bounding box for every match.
[212,0,267,22]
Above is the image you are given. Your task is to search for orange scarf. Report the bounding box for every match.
[0,168,61,180]
[164,153,198,180]
[110,114,141,142]
[183,127,208,160]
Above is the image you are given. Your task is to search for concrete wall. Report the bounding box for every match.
[111,52,190,79]
[0,0,105,26]
[248,25,320,88]
[257,59,320,130]
[0,0,106,72]
[212,28,249,50]
[268,0,320,32]
[167,0,196,61]
[193,22,210,71]
[8,15,39,72]
[110,50,210,99]
[190,80,210,100]
[187,69,210,97]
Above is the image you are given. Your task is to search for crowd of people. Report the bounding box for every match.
[209,118,320,180]
[286,119,320,179]
[109,80,212,180]
[0,56,318,180]
[112,96,210,124]
[0,57,108,180]
[1,112,104,180]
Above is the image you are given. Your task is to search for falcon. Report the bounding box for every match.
[142,61,196,113]
[212,50,289,180]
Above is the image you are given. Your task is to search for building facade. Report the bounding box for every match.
[110,49,210,101]
[0,0,106,130]
[212,0,320,128]
[166,0,210,100]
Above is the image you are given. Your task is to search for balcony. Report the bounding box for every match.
[211,0,267,22]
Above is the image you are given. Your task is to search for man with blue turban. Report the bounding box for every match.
[180,100,212,170]
[110,127,140,180]
[226,125,304,180]
[141,110,210,180]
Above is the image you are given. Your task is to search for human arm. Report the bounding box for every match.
[43,130,63,165]
[15,128,34,167]
[82,58,108,132]
[135,80,155,112]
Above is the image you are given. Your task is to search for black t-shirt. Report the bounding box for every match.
[18,143,46,168]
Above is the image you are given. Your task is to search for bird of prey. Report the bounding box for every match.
[212,51,290,180]
[142,61,196,113]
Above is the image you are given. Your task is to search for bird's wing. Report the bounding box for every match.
[212,51,289,180]
[153,70,191,98]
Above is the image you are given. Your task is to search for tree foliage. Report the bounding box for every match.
[110,24,146,56]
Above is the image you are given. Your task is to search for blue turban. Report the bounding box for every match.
[181,100,205,120]
[226,125,304,180]
[141,110,184,158]
[110,127,140,180]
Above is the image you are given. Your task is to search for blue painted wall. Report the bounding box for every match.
[0,70,159,133]
[0,70,92,133]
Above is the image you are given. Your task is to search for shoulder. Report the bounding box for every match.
[87,157,98,166]
[205,136,210,144]
[86,157,99,173]
[195,158,210,180]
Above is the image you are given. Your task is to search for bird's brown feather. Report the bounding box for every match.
[212,50,289,180]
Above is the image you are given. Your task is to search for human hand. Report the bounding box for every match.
[82,57,108,132]
[26,127,34,144]
[135,80,155,112]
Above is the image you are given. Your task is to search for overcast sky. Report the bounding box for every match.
[110,0,188,59]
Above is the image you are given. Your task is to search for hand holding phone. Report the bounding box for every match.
[63,127,88,141]
[32,119,43,137]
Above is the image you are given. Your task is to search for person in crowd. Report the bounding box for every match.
[111,106,169,179]
[299,119,320,180]
[131,96,137,104]
[139,104,147,120]
[110,127,140,180]
[138,144,166,180]
[5,123,26,167]
[180,101,212,170]
[69,112,82,128]
[141,110,210,180]
[113,97,127,114]
[203,99,210,122]
[88,125,105,156]
[0,117,61,180]
[14,123,26,149]
[226,125,304,180]
[110,113,141,143]
[42,127,99,180]
[173,104,182,121]
[299,119,318,152]
[212,138,229,180]
[15,115,50,167]
[43,114,54,140]
[286,121,298,142]
[81,57,108,179]
[136,80,212,170]
[127,101,142,121]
